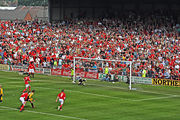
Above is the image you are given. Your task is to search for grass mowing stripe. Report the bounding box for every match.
[7,85,125,100]
[7,84,176,102]
[0,75,177,96]
[3,79,174,96]
[3,79,178,102]
[1,71,180,120]
[0,106,88,120]
[30,79,176,96]
[0,109,11,110]
[131,95,179,101]
[87,83,175,96]
[34,86,180,102]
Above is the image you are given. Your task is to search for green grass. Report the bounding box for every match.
[0,71,180,120]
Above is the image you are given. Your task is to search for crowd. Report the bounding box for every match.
[0,10,179,80]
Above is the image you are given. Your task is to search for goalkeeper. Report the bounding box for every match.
[73,73,81,83]
[78,78,86,86]
[25,90,35,108]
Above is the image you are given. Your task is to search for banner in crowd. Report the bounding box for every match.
[11,65,26,72]
[11,65,44,74]
[98,74,114,80]
[0,64,9,71]
[99,74,152,84]
[51,69,99,79]
[43,68,51,75]
[35,68,44,74]
[132,77,152,84]
[4,65,178,87]
[152,78,180,87]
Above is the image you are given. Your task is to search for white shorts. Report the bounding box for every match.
[25,84,30,88]
[59,99,64,105]
[29,69,34,73]
[20,97,25,104]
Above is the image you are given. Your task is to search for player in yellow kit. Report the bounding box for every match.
[25,90,35,108]
[0,85,3,102]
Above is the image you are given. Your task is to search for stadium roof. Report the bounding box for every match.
[0,6,48,21]
[0,7,16,10]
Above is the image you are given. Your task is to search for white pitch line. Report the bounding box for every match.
[4,81,180,102]
[132,95,178,101]
[35,86,180,102]
[0,106,88,120]
[67,89,121,99]
[33,86,124,100]
[0,109,10,110]
[0,72,177,96]
[32,80,177,96]
[8,85,129,100]
[11,85,179,102]
[6,81,22,84]
[31,79,175,96]
[87,83,174,96]
[0,77,19,80]
[1,76,176,96]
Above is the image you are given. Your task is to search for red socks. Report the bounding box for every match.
[29,86,31,92]
[20,105,24,111]
[60,104,63,109]
[23,88,27,93]
[23,86,31,92]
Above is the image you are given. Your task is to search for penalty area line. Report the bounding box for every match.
[33,86,124,100]
[87,83,174,96]
[9,85,129,100]
[0,106,88,120]
[30,80,176,97]
[1,76,175,96]
[132,95,179,101]
[7,85,179,102]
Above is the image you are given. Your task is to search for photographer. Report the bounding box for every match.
[102,73,111,82]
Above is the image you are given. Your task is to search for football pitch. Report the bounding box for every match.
[0,71,180,120]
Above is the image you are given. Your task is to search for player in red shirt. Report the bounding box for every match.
[56,89,66,111]
[28,61,35,78]
[23,75,31,93]
[19,91,28,112]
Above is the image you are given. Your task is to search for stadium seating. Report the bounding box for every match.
[0,10,179,79]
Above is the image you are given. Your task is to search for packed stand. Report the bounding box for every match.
[0,10,179,80]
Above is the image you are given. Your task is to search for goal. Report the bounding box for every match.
[73,57,133,90]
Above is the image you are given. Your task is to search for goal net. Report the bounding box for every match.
[73,57,133,90]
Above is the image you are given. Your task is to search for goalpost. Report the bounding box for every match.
[73,57,133,90]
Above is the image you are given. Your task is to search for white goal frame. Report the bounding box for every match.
[73,57,132,90]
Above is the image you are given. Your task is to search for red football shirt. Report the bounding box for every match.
[58,92,66,100]
[28,64,35,70]
[20,92,28,100]
[24,76,31,84]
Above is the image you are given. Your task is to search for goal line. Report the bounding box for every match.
[73,57,133,90]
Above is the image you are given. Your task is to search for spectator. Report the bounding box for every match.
[164,70,170,79]
[104,66,109,75]
[102,73,111,82]
[142,69,147,78]
[0,10,179,80]
[113,74,119,82]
